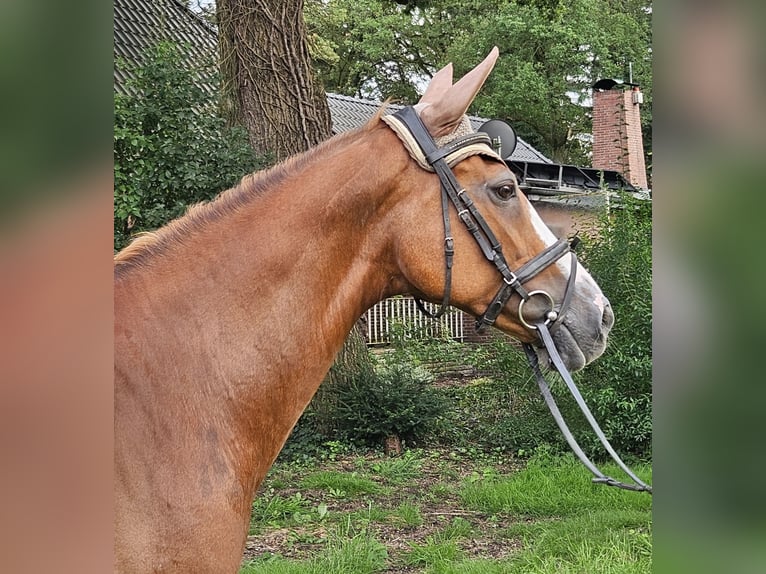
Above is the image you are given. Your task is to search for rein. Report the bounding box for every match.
[523,328,652,493]
[386,106,652,494]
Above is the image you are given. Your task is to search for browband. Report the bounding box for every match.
[382,111,504,171]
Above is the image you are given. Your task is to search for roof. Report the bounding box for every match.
[114,0,218,96]
[327,93,551,164]
[114,0,552,164]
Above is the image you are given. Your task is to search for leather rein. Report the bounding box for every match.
[388,106,652,494]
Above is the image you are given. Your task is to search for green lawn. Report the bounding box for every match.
[240,447,652,573]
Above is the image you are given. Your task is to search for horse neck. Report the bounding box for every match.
[115,122,410,465]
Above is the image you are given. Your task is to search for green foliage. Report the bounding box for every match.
[391,501,423,527]
[447,0,651,165]
[305,0,652,166]
[406,517,473,567]
[242,521,387,574]
[246,449,651,573]
[368,449,423,485]
[114,41,264,251]
[249,492,313,532]
[433,339,563,455]
[328,358,446,446]
[281,344,445,455]
[300,471,383,497]
[460,450,652,517]
[572,195,653,458]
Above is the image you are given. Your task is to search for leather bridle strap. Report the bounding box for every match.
[476,239,574,330]
[523,325,653,494]
[392,106,570,325]
[415,185,455,319]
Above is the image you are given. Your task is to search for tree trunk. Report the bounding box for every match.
[216,0,373,434]
[217,0,332,161]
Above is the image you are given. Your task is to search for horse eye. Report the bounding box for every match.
[494,184,516,200]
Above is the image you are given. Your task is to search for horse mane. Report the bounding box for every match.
[114,111,388,276]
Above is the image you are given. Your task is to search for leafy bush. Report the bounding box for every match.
[114,40,265,251]
[280,348,446,457]
[432,337,565,455]
[571,194,653,458]
[328,359,446,446]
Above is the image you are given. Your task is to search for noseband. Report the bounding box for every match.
[387,106,577,332]
[385,107,652,494]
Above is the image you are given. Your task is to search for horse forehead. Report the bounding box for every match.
[452,155,508,182]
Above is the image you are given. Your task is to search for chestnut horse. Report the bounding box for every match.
[114,49,613,573]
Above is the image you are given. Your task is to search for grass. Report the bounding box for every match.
[241,523,387,574]
[367,449,423,485]
[391,501,423,527]
[242,448,652,573]
[249,492,312,533]
[406,517,474,567]
[460,453,652,517]
[299,471,382,498]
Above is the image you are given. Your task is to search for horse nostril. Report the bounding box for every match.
[601,302,615,331]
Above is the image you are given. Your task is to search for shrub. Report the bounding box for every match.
[114,40,265,251]
[571,193,653,458]
[433,337,565,455]
[327,356,446,446]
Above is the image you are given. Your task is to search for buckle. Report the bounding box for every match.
[503,271,519,287]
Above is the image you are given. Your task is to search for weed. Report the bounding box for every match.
[405,517,474,568]
[369,449,423,484]
[300,471,382,497]
[241,522,387,574]
[391,501,423,527]
[349,501,391,526]
[406,537,462,567]
[442,517,473,540]
[249,492,311,532]
[429,483,455,499]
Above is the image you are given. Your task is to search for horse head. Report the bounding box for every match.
[384,48,613,371]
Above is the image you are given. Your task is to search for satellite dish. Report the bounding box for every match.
[479,119,517,159]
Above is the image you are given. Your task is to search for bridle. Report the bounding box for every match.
[387,106,577,331]
[385,106,652,494]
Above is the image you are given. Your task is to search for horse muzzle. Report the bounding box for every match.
[534,288,614,372]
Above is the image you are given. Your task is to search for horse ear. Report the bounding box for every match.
[418,62,453,106]
[417,47,499,138]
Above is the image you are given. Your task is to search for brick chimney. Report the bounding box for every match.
[592,81,648,190]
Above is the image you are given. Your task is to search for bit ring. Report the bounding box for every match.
[518,290,557,330]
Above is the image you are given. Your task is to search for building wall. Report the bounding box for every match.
[533,202,599,240]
